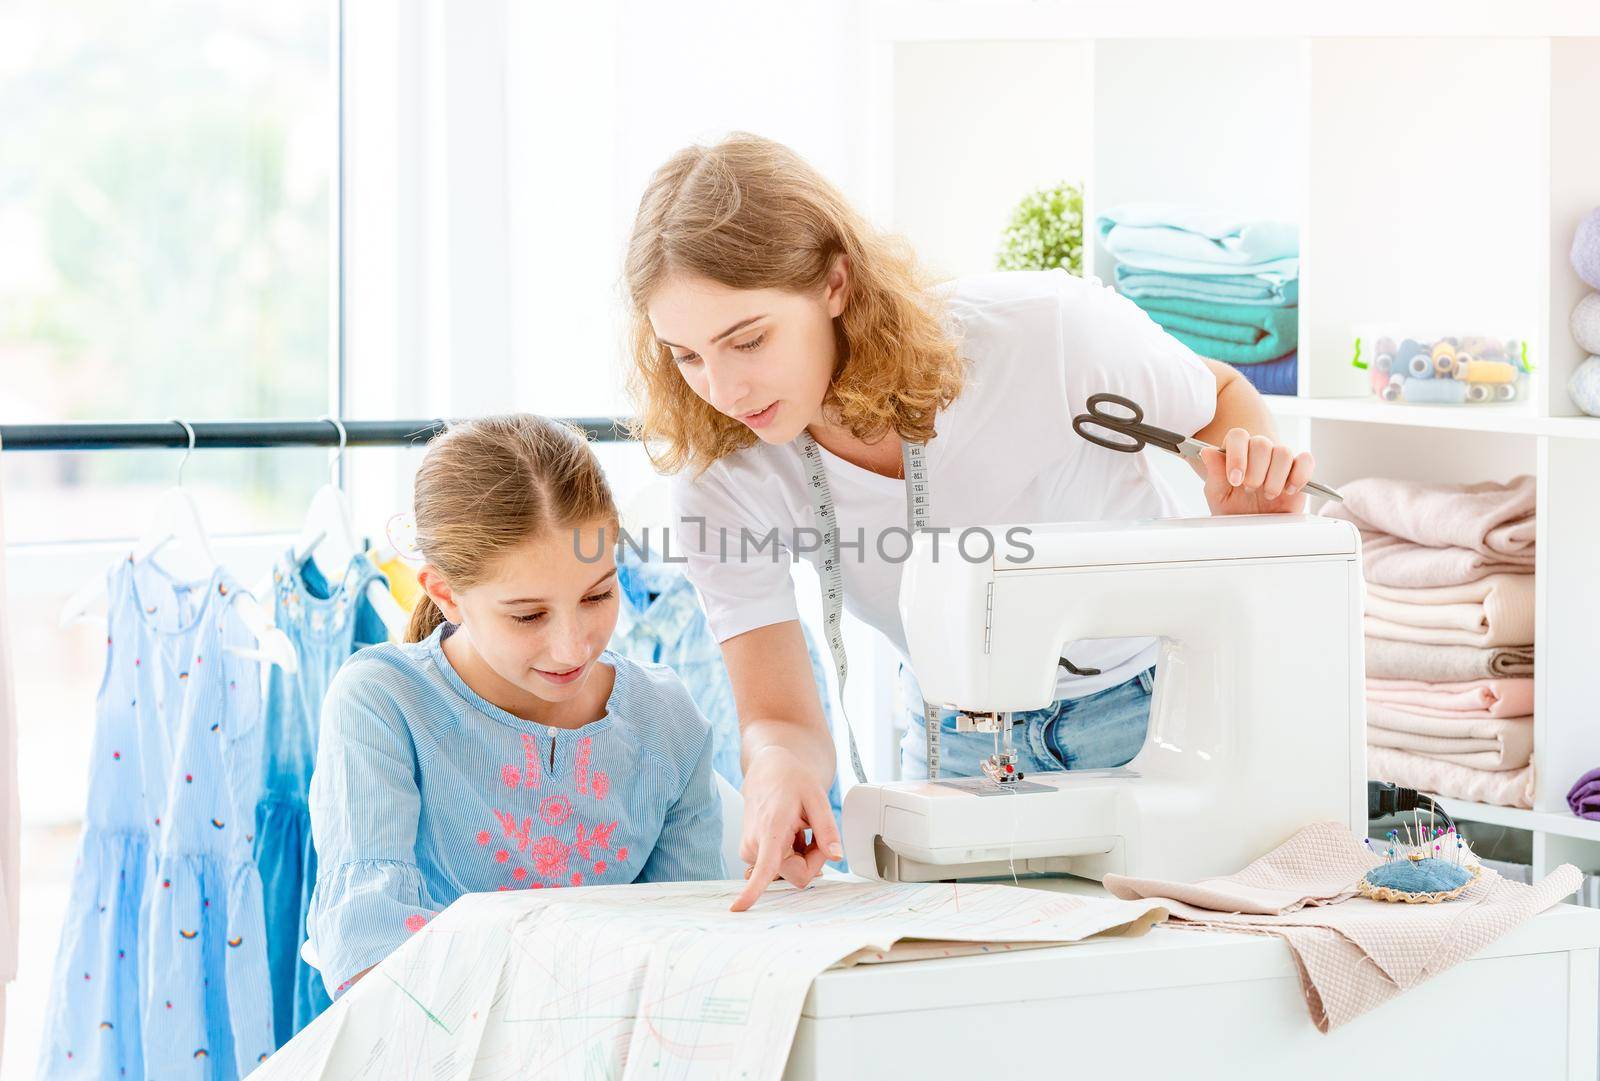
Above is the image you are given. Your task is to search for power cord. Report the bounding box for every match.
[1367,781,1457,834]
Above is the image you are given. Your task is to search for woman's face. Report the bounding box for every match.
[646,260,849,444]
[423,520,620,714]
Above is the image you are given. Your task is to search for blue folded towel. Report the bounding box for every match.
[1232,352,1298,396]
[1115,267,1299,307]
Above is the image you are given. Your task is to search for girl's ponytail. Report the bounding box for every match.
[405,594,447,645]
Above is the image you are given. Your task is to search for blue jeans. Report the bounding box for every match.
[898,666,1156,780]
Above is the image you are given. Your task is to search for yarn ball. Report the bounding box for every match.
[1575,207,1600,290]
[1572,293,1600,354]
[1364,857,1473,894]
[1569,356,1600,418]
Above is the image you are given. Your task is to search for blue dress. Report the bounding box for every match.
[306,626,725,996]
[254,552,386,1048]
[40,557,274,1079]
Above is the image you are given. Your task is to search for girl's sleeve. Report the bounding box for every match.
[638,720,727,883]
[307,663,442,997]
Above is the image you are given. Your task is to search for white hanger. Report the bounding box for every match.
[59,420,298,673]
[256,417,408,640]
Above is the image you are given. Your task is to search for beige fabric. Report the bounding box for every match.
[1365,637,1534,681]
[1363,572,1534,648]
[1366,677,1534,718]
[1367,744,1536,809]
[1104,821,1579,1032]
[1366,703,1532,770]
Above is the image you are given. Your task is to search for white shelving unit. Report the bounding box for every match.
[861,3,1600,877]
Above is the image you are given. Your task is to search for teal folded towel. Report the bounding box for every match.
[1115,266,1299,307]
[1133,296,1299,364]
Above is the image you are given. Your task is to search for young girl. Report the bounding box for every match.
[624,133,1319,910]
[307,414,725,997]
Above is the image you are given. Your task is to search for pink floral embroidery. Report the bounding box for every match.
[511,867,527,881]
[404,914,430,933]
[616,847,629,861]
[476,830,491,846]
[493,849,510,864]
[540,794,573,828]
[591,771,610,801]
[574,737,592,795]
[573,820,616,860]
[501,765,521,789]
[570,871,583,887]
[593,860,607,874]
[530,835,571,877]
[493,809,534,853]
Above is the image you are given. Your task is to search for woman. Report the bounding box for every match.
[623,133,1314,911]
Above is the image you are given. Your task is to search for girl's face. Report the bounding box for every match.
[422,520,620,717]
[646,259,850,444]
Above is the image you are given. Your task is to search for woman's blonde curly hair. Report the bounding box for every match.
[623,133,964,476]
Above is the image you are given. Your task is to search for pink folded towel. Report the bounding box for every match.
[1365,638,1534,682]
[1366,677,1534,718]
[1325,475,1535,561]
[1352,533,1531,588]
[1366,743,1536,808]
[1365,703,1533,770]
[1363,573,1534,648]
[1104,820,1577,1032]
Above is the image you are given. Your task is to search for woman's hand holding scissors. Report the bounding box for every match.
[1071,392,1338,516]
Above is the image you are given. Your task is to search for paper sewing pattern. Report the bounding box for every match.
[253,879,1167,1080]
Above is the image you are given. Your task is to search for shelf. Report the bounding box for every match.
[1266,396,1600,439]
[1435,798,1600,843]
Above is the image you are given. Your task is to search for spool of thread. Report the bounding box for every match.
[1466,383,1492,403]
[1380,378,1403,402]
[1375,352,1395,375]
[1431,340,1457,370]
[1459,335,1498,357]
[1404,377,1468,404]
[1457,359,1518,384]
[1494,383,1517,401]
[1374,336,1397,357]
[1433,353,1458,377]
[1397,339,1427,369]
[1370,366,1392,394]
[1407,352,1434,379]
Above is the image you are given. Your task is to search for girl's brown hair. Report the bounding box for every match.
[624,132,964,476]
[405,415,618,643]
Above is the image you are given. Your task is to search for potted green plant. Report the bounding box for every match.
[996,181,1084,275]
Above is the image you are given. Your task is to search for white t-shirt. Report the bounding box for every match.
[668,269,1218,702]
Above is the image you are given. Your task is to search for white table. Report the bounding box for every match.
[785,896,1600,1080]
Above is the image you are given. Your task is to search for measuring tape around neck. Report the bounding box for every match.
[797,432,944,783]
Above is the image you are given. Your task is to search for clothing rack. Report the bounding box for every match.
[0,417,635,451]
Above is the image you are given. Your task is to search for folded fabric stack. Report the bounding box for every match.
[1097,204,1300,395]
[1324,475,1537,808]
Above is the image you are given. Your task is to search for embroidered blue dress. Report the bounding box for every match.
[41,557,274,1079]
[254,552,387,1048]
[306,625,725,996]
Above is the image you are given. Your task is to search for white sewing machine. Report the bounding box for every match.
[842,514,1367,884]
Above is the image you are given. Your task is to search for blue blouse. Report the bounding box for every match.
[306,624,725,994]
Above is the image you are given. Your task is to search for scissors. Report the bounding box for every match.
[1071,392,1343,503]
